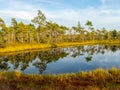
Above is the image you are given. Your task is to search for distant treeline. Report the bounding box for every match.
[0,10,120,46]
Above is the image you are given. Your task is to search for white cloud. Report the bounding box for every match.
[101,0,120,7]
[43,7,120,30]
[101,0,107,4]
[7,1,37,11]
[1,7,120,30]
[0,10,33,20]
[0,0,120,30]
[34,0,62,5]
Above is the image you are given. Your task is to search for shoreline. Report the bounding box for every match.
[0,40,120,53]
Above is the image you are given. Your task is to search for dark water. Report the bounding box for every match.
[0,45,120,74]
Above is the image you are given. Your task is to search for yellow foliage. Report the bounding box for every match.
[0,40,119,53]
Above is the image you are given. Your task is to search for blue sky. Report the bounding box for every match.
[0,0,120,30]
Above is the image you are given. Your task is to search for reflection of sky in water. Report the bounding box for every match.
[42,49,120,74]
[0,45,120,74]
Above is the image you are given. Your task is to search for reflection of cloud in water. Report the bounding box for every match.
[0,45,120,74]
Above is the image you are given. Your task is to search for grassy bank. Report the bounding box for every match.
[0,40,120,53]
[0,68,120,90]
[0,44,52,53]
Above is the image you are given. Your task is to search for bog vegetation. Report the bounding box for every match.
[0,10,120,49]
[0,68,120,90]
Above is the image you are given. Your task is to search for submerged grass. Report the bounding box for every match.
[0,40,120,53]
[0,68,120,90]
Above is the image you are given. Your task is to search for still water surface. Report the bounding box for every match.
[0,45,120,74]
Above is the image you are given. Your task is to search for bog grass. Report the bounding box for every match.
[0,68,120,90]
[0,40,120,53]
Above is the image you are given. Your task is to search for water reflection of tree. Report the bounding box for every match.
[0,57,10,71]
[85,55,92,62]
[33,61,47,74]
[33,48,68,74]
[0,45,119,73]
[0,52,37,71]
[0,61,10,71]
[68,45,120,61]
[110,45,118,52]
[0,48,68,73]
